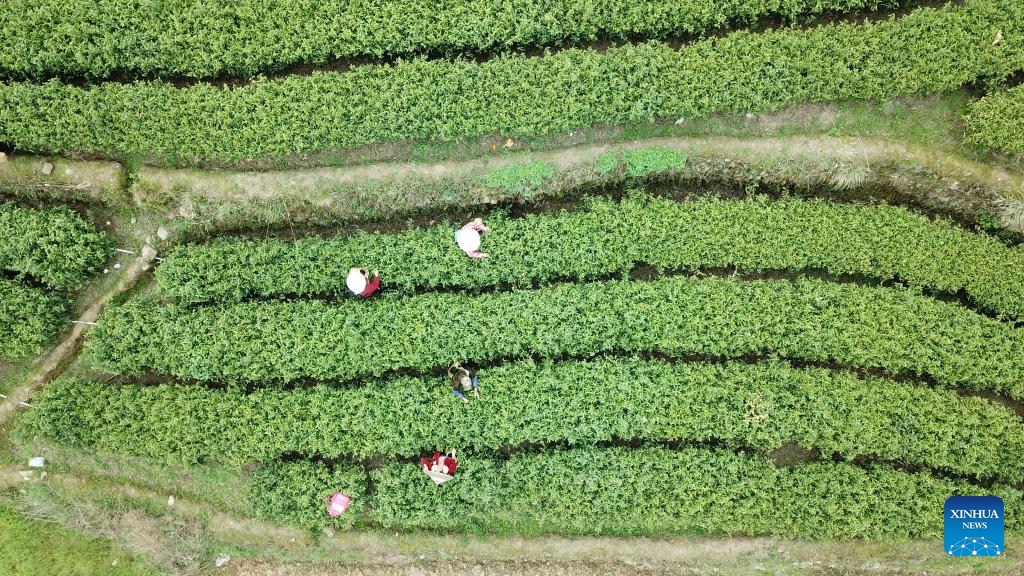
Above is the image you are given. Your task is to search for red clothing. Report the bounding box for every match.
[359,274,380,297]
[421,452,457,475]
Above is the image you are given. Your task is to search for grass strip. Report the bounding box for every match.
[0,506,157,576]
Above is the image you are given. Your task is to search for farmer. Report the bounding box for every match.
[420,451,458,476]
[455,218,490,259]
[324,492,351,517]
[345,267,381,297]
[449,361,480,403]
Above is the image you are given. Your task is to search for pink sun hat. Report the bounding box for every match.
[326,492,351,517]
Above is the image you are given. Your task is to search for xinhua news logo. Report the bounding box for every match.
[945,496,1004,557]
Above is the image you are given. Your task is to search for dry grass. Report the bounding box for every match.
[0,155,127,205]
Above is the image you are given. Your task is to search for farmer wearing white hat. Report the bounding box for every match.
[345,267,381,297]
[456,218,490,259]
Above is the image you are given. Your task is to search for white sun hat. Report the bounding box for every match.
[345,268,367,294]
[456,227,481,252]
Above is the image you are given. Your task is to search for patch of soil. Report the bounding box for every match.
[770,444,821,468]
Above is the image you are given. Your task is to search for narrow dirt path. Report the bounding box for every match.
[138,135,1024,234]
[0,244,156,425]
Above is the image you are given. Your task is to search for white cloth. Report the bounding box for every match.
[456,227,481,252]
[345,268,367,294]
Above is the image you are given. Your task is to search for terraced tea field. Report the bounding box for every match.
[2,0,1024,574]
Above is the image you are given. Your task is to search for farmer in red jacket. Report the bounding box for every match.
[346,267,380,297]
[420,451,458,476]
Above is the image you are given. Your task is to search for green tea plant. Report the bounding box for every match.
[0,203,114,290]
[157,195,1024,320]
[0,278,66,360]
[23,359,1024,483]
[0,0,908,79]
[965,84,1024,157]
[1,0,1020,161]
[250,460,366,530]
[87,276,1024,397]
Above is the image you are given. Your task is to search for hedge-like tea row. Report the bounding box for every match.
[87,276,1024,397]
[25,360,1024,482]
[159,195,1024,319]
[0,278,66,360]
[965,84,1024,157]
[0,203,114,290]
[253,448,1024,537]
[250,460,366,530]
[1,0,1021,161]
[0,0,905,79]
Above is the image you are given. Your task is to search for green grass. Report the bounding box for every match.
[621,147,688,176]
[481,159,556,197]
[7,435,251,516]
[0,506,158,576]
[190,91,995,172]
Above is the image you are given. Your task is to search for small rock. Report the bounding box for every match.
[111,560,118,567]
[214,554,231,568]
[322,527,336,538]
[39,471,47,480]
[103,269,109,274]
[41,162,54,175]
[0,152,7,163]
[157,226,170,241]
[18,471,32,481]
[113,263,122,270]
[744,112,755,119]
[28,456,45,468]
[167,495,175,507]
[674,117,686,125]
[130,217,137,225]
[106,221,111,225]
[142,245,158,261]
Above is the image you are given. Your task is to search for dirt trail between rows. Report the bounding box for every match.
[0,245,157,426]
[146,136,1024,200]
[139,135,1024,235]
